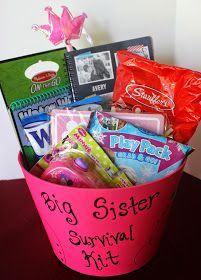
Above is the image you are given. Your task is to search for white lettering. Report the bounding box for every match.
[92,83,106,92]
[126,83,175,111]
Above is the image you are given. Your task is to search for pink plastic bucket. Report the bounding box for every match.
[19,152,185,277]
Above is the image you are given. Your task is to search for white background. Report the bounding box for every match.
[0,0,200,179]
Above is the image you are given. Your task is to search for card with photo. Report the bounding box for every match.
[64,36,154,102]
[75,50,114,85]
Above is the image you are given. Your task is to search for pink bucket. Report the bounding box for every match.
[19,152,185,277]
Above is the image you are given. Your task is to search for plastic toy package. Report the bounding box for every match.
[50,109,91,146]
[31,125,133,188]
[112,50,201,144]
[40,155,107,189]
[88,111,193,185]
[50,108,165,146]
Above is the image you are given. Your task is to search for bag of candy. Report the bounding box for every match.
[111,50,201,144]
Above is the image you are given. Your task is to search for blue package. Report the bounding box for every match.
[62,95,103,107]
[60,95,103,111]
[88,111,193,185]
[21,113,51,158]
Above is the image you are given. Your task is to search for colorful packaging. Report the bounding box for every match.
[88,111,193,185]
[112,50,201,143]
[110,112,165,135]
[50,109,91,146]
[40,157,107,189]
[21,113,51,159]
[31,125,132,188]
[51,109,165,145]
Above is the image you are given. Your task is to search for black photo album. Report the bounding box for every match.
[64,36,154,101]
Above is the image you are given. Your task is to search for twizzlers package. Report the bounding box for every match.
[112,50,201,143]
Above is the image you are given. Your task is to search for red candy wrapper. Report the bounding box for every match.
[112,50,201,143]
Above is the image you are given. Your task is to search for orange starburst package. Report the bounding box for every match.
[112,50,201,143]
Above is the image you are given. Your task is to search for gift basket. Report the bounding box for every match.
[1,5,201,277]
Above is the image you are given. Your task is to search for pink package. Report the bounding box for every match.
[51,109,165,145]
[51,109,91,145]
[41,157,107,189]
[109,112,164,135]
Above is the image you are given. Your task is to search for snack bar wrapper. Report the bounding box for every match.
[112,50,201,144]
[88,111,193,185]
